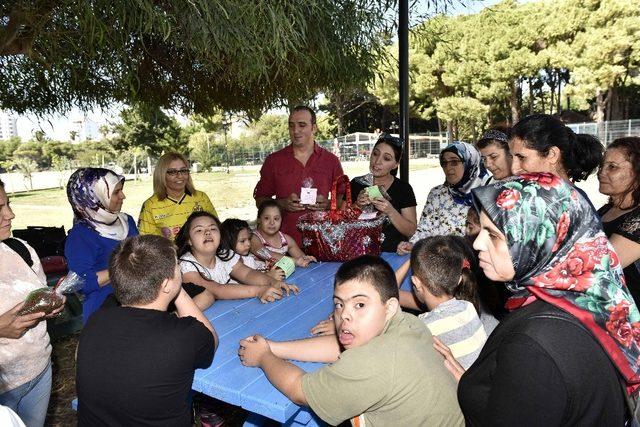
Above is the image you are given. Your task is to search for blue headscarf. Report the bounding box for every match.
[440,141,489,206]
[67,168,129,239]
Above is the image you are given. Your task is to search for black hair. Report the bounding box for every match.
[477,127,511,151]
[174,211,234,261]
[290,105,317,125]
[410,235,479,312]
[109,235,177,306]
[257,199,282,219]
[0,178,4,188]
[334,255,399,303]
[605,137,640,208]
[511,114,603,182]
[374,133,403,177]
[221,218,251,249]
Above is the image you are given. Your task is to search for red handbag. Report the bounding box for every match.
[297,175,387,262]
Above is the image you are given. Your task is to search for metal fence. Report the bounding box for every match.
[567,119,640,145]
[333,132,448,161]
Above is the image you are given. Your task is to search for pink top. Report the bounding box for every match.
[253,230,289,255]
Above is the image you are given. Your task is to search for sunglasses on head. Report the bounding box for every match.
[378,133,403,148]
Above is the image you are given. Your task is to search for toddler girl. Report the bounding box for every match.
[251,200,316,267]
[221,218,285,281]
[400,235,486,369]
[175,212,298,310]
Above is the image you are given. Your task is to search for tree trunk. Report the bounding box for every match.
[528,77,534,115]
[556,75,562,113]
[447,121,454,143]
[595,89,607,141]
[510,79,520,124]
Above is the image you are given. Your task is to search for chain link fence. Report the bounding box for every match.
[567,119,640,145]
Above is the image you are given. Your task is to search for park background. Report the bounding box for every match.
[0,0,638,425]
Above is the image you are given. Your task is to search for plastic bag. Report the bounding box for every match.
[18,271,85,316]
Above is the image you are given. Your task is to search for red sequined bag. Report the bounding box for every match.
[297,175,387,262]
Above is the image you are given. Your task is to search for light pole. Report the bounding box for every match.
[222,113,230,174]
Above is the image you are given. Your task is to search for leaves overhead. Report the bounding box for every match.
[0,0,396,115]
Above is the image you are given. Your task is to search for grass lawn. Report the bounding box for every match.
[9,159,440,231]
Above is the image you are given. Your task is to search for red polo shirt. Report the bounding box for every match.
[254,143,344,246]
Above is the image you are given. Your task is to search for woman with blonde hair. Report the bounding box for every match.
[139,152,217,240]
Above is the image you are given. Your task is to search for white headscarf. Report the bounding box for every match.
[67,168,129,240]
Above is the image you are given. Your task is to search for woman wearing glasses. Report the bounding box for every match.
[352,133,417,252]
[398,142,489,254]
[138,152,218,240]
[65,168,139,323]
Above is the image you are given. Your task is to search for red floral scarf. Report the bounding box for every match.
[472,172,640,388]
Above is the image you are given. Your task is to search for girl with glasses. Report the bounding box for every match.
[138,152,218,241]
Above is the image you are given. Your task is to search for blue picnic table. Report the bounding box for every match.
[192,252,411,426]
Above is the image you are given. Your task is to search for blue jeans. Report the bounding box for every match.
[0,361,52,427]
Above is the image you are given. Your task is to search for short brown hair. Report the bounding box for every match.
[334,255,398,302]
[153,152,196,200]
[109,235,177,305]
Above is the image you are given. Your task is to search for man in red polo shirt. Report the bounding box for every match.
[254,105,344,246]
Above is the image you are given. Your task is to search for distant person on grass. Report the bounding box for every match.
[238,255,463,426]
[253,105,344,246]
[76,235,216,427]
[139,152,218,241]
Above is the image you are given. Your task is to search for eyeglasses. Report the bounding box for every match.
[440,160,463,168]
[166,168,190,176]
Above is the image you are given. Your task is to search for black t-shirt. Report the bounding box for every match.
[458,300,625,426]
[77,306,215,427]
[599,204,640,305]
[350,177,417,252]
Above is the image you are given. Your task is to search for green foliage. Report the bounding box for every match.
[112,105,188,157]
[0,0,395,116]
[0,136,21,166]
[372,0,640,139]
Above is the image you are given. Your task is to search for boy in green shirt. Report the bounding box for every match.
[239,255,463,426]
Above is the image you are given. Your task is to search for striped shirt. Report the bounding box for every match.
[419,298,487,369]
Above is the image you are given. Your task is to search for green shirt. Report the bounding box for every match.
[302,310,463,427]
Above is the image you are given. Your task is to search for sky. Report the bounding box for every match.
[12,0,504,142]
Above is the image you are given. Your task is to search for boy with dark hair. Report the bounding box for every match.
[239,255,463,426]
[76,235,217,426]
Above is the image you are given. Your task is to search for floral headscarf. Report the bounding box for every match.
[472,172,640,387]
[440,141,489,206]
[67,168,129,240]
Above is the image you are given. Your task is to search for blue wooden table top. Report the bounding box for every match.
[192,252,410,425]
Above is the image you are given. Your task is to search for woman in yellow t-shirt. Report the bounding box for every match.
[139,152,217,240]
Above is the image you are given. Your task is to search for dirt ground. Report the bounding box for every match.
[45,333,249,426]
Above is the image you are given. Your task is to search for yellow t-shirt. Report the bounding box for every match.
[138,190,217,240]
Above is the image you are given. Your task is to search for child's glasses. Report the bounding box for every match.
[166,168,190,176]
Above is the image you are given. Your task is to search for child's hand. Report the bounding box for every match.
[239,335,272,367]
[275,282,299,296]
[295,255,316,267]
[310,314,335,336]
[433,336,465,383]
[257,286,283,303]
[267,266,286,281]
[397,241,413,255]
